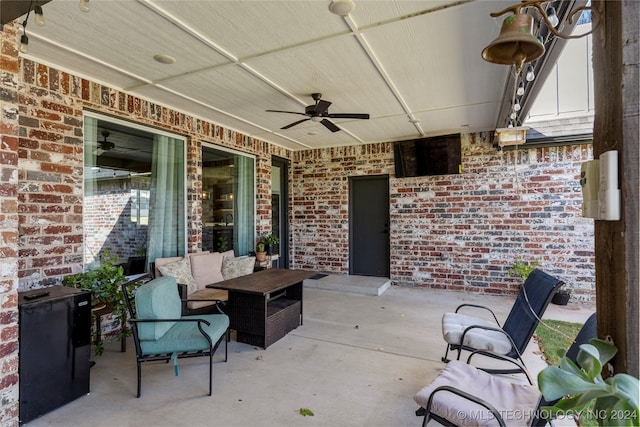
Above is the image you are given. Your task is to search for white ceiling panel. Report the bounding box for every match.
[348,0,461,27]
[145,0,350,59]
[25,0,231,85]
[338,115,424,144]
[157,64,303,126]
[361,1,506,113]
[245,35,402,117]
[10,0,568,151]
[24,39,144,89]
[412,101,503,135]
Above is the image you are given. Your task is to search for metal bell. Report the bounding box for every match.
[482,12,545,68]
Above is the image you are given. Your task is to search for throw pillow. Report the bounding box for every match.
[190,252,225,290]
[157,256,198,294]
[222,256,256,280]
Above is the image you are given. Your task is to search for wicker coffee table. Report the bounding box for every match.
[206,268,315,348]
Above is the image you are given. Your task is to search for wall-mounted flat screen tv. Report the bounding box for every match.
[394,134,462,177]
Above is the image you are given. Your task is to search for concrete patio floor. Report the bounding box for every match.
[27,282,595,427]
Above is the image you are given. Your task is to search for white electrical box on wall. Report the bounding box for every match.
[580,150,620,220]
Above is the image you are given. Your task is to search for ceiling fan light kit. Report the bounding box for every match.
[266,93,369,133]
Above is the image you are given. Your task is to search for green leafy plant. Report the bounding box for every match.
[259,233,279,255]
[538,338,639,427]
[259,233,279,247]
[133,245,147,257]
[256,242,266,253]
[508,257,540,281]
[62,250,130,355]
[216,235,228,252]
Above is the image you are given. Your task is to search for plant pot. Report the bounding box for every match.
[552,292,571,306]
[256,251,267,262]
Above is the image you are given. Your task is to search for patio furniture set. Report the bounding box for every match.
[124,252,313,397]
[124,261,590,427]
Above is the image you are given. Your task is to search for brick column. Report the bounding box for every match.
[0,22,22,426]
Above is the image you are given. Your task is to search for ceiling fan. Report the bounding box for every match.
[266,93,369,132]
[95,130,114,156]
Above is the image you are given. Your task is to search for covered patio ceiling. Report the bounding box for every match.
[5,0,586,151]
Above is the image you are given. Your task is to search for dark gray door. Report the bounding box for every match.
[349,175,390,277]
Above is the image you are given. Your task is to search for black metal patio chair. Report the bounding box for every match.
[441,268,563,375]
[416,313,597,427]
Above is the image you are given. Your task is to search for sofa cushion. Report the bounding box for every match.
[221,249,235,259]
[154,256,182,279]
[186,287,229,310]
[222,256,256,280]
[157,257,198,294]
[190,252,225,289]
[134,276,182,341]
[154,252,210,279]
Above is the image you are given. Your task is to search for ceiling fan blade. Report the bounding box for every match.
[266,109,308,116]
[321,119,340,132]
[328,113,370,120]
[316,100,332,115]
[281,118,310,130]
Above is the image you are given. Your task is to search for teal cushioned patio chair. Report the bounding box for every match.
[441,268,563,375]
[123,276,230,397]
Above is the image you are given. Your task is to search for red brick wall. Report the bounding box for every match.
[13,57,288,289]
[0,22,22,427]
[293,133,595,301]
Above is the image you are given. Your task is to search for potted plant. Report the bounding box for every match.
[538,338,639,426]
[508,257,540,281]
[62,249,129,355]
[255,242,267,262]
[261,233,280,255]
[551,285,572,305]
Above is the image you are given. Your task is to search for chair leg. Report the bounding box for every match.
[441,345,451,363]
[224,329,229,362]
[208,351,213,396]
[136,360,142,398]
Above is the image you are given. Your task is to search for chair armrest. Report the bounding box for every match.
[128,318,212,327]
[425,385,506,427]
[182,298,226,314]
[466,350,533,385]
[454,303,500,325]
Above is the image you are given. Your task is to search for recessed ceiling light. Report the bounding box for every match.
[153,54,176,65]
[308,131,318,136]
[329,0,355,16]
